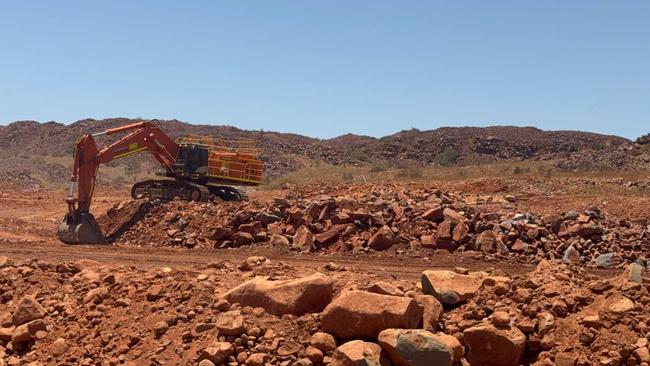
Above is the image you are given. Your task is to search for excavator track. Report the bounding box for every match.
[206,185,249,201]
[131,179,210,202]
[131,180,248,202]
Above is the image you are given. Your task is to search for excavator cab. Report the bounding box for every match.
[174,144,209,178]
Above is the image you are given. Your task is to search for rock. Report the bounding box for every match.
[420,235,436,249]
[633,347,650,364]
[12,295,46,326]
[377,329,454,366]
[321,290,422,338]
[414,295,443,332]
[607,296,635,314]
[209,226,233,241]
[421,270,482,305]
[594,253,623,268]
[224,273,334,316]
[83,287,109,304]
[421,206,444,222]
[246,353,268,366]
[269,234,290,246]
[368,225,396,251]
[367,282,405,297]
[331,340,391,366]
[310,332,337,353]
[475,231,498,253]
[146,285,165,301]
[562,245,581,264]
[52,337,67,356]
[215,310,245,336]
[452,222,469,243]
[12,319,46,344]
[442,208,465,224]
[624,263,644,284]
[0,256,8,268]
[153,320,169,338]
[293,226,315,250]
[492,311,510,327]
[314,228,340,246]
[431,332,463,363]
[233,232,255,246]
[304,346,324,363]
[463,324,526,366]
[198,342,235,365]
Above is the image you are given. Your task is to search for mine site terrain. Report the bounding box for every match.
[0,119,649,366]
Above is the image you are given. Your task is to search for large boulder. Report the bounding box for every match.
[421,270,482,305]
[12,295,46,326]
[224,273,334,316]
[321,291,422,339]
[377,329,454,366]
[331,340,391,366]
[463,324,526,366]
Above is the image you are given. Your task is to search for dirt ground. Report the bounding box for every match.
[1,177,649,366]
[2,177,648,276]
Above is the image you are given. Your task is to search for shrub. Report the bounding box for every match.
[435,148,460,166]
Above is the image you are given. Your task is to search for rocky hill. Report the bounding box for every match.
[0,118,648,185]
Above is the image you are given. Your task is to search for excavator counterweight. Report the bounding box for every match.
[56,120,263,244]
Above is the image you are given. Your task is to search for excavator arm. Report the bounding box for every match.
[58,121,179,244]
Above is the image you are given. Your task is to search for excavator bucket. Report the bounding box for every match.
[57,211,107,244]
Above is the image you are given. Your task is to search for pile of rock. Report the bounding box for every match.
[0,254,648,365]
[107,183,649,268]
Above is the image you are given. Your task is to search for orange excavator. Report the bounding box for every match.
[57,120,263,244]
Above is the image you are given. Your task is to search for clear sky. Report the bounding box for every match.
[1,1,648,139]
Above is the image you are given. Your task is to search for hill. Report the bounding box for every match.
[1,118,648,187]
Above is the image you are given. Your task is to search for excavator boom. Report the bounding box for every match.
[57,121,180,244]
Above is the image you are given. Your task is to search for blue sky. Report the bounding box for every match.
[0,1,648,139]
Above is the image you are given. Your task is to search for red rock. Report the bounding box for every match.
[209,226,233,241]
[420,235,437,249]
[331,340,391,366]
[436,220,453,240]
[224,273,334,316]
[452,221,469,243]
[367,225,396,251]
[415,295,444,332]
[12,295,46,326]
[293,225,314,250]
[331,213,352,225]
[475,231,498,253]
[239,221,262,235]
[421,270,482,305]
[233,232,254,246]
[463,324,526,366]
[442,208,465,224]
[314,228,340,246]
[321,290,422,338]
[421,206,444,222]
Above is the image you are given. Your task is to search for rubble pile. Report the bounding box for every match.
[109,183,649,268]
[0,255,648,366]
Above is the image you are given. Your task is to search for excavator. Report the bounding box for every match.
[57,120,263,244]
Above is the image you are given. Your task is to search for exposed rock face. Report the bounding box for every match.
[421,270,482,305]
[224,273,334,316]
[377,329,454,366]
[321,291,423,339]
